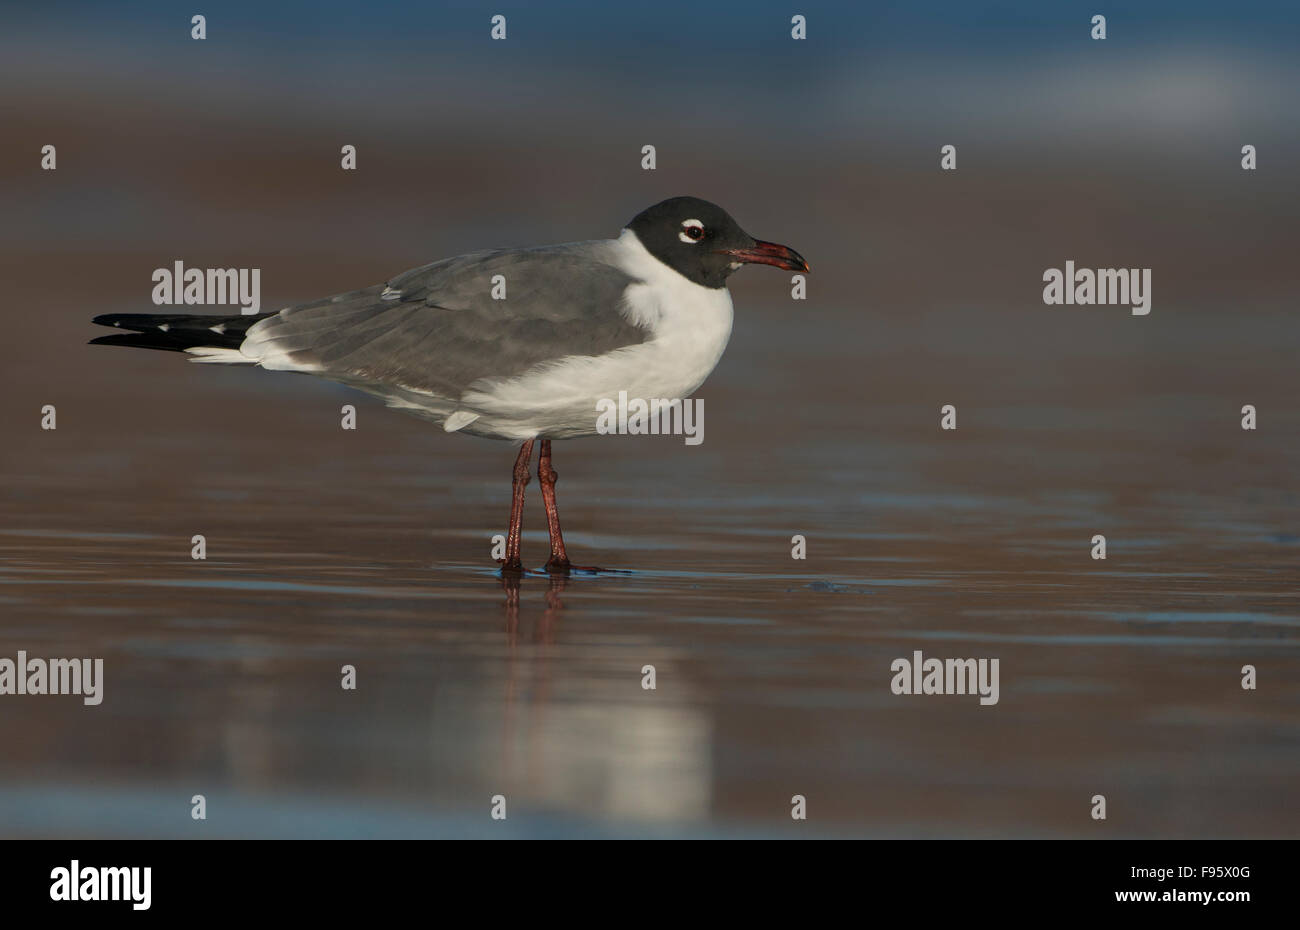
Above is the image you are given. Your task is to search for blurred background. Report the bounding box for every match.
[0,1,1297,837]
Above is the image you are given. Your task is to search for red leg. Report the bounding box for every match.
[537,440,625,573]
[501,439,534,572]
[537,440,571,572]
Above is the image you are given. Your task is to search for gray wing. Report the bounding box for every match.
[244,242,647,398]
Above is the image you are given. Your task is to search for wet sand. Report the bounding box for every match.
[1,301,1296,838]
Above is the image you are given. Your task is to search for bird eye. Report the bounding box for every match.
[679,219,705,243]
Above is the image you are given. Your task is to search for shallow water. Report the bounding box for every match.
[2,307,1297,837]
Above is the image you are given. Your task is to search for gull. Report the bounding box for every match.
[91,196,809,572]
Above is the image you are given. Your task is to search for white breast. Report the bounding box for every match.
[459,229,734,439]
[609,228,735,397]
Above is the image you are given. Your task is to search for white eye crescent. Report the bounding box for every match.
[679,219,705,243]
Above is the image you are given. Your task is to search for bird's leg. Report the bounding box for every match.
[537,440,571,572]
[502,439,535,573]
[536,441,627,573]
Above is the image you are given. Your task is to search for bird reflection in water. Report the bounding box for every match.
[493,569,713,824]
[499,570,568,644]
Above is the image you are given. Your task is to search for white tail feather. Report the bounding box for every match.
[185,347,254,365]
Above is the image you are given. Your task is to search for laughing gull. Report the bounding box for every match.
[91,196,809,572]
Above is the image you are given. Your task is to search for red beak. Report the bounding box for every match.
[717,239,810,273]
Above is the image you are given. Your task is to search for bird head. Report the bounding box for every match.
[626,196,809,289]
